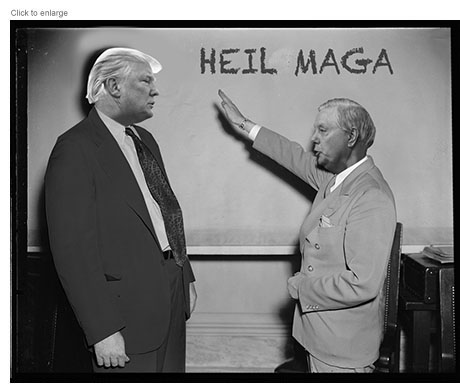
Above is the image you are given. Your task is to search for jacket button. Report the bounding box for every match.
[307,265,314,272]
[315,243,320,249]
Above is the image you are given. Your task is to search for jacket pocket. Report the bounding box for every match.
[104,273,122,281]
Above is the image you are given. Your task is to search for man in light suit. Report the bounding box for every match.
[218,90,396,373]
[45,48,197,373]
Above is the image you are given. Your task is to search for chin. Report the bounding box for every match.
[316,156,326,167]
[317,158,331,172]
[137,111,154,122]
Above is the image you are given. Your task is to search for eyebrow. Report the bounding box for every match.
[141,73,155,81]
[314,121,328,129]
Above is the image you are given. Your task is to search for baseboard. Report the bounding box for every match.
[187,312,291,337]
[27,244,428,254]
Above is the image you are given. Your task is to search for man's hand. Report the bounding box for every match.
[218,89,245,126]
[189,282,197,315]
[93,331,130,368]
[287,272,303,300]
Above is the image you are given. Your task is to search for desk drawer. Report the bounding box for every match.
[402,253,452,304]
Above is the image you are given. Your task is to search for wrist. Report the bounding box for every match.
[239,118,256,133]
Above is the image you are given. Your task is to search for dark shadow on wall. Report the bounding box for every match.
[34,46,116,248]
[35,46,116,249]
[215,105,317,204]
[77,47,113,117]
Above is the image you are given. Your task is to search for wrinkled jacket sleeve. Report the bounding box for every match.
[252,127,332,191]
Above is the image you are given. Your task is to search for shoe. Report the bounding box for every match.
[274,357,307,373]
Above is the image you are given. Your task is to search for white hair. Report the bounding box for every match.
[318,98,376,149]
[86,47,162,104]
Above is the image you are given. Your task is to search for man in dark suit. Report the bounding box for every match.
[45,48,197,373]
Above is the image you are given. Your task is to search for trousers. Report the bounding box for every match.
[307,352,375,373]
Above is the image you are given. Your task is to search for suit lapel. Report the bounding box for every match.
[302,181,346,238]
[86,109,162,249]
[301,158,375,238]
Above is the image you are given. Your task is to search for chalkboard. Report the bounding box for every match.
[26,27,453,252]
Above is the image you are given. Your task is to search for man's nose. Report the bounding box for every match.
[311,129,319,143]
[150,83,159,96]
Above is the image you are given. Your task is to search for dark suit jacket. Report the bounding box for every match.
[45,108,195,354]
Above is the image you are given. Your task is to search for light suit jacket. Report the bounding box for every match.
[45,108,195,354]
[253,127,396,367]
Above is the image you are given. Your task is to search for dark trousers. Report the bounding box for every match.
[93,259,186,373]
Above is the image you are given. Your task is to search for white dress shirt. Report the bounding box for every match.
[96,108,170,251]
[330,156,368,192]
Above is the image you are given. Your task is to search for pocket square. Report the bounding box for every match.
[319,215,333,228]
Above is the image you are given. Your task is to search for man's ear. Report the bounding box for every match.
[105,78,121,98]
[347,127,359,147]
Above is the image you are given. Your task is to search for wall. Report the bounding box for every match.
[26,27,453,250]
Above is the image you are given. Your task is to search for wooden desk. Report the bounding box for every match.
[399,253,454,373]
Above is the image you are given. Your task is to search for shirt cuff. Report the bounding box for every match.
[248,124,262,141]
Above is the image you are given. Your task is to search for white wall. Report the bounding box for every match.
[27,27,453,249]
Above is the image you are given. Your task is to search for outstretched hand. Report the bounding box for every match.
[218,89,246,127]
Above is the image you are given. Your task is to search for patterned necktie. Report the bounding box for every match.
[125,127,187,267]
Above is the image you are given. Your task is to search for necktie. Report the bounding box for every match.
[125,127,187,267]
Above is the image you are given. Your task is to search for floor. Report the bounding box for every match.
[185,332,409,373]
[185,335,293,373]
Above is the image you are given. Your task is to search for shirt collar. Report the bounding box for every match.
[331,156,368,192]
[95,108,138,145]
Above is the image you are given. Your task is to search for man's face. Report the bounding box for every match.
[310,107,351,174]
[118,61,159,124]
